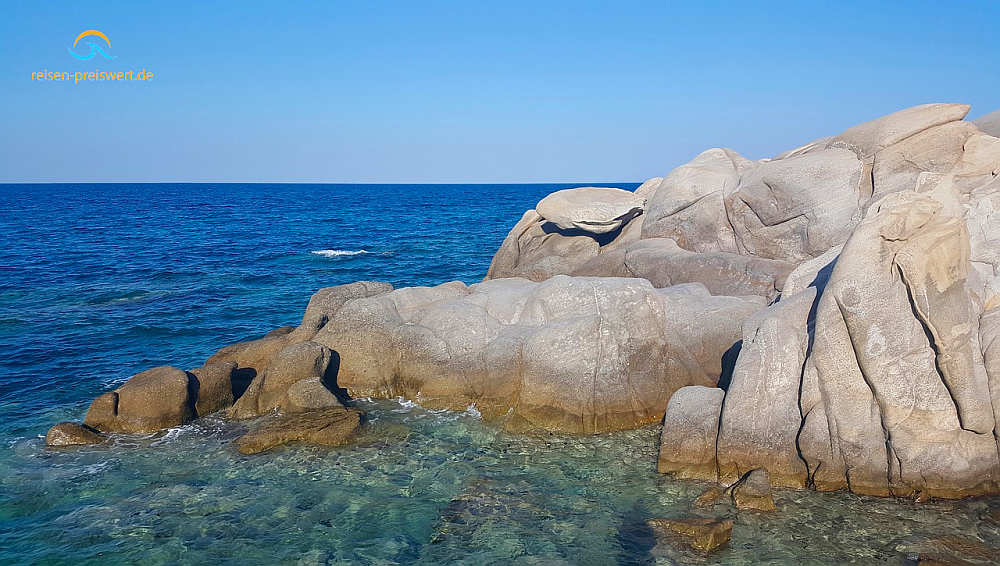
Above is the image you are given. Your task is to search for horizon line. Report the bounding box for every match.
[0,180,645,186]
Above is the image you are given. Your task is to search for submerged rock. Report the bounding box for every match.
[45,422,104,446]
[233,406,362,454]
[692,486,726,508]
[647,517,733,554]
[729,469,776,512]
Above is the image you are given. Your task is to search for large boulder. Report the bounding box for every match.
[659,190,1000,499]
[229,341,333,418]
[535,187,643,234]
[725,148,864,262]
[827,103,971,159]
[715,289,814,487]
[484,210,603,281]
[806,192,997,497]
[975,108,1000,137]
[657,386,724,480]
[83,366,195,433]
[641,148,751,253]
[189,361,238,417]
[315,276,761,433]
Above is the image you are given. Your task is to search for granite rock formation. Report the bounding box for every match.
[48,103,1000,500]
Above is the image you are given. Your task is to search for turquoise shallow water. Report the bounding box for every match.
[1,184,997,564]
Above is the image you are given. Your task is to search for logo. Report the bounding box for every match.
[67,30,117,61]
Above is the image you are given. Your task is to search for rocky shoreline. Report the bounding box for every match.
[50,103,1000,503]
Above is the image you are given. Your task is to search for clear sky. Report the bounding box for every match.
[2,1,998,183]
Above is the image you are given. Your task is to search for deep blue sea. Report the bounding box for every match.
[0,183,996,565]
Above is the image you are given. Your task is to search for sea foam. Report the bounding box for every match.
[311,249,369,257]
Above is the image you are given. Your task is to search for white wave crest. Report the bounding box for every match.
[311,249,369,258]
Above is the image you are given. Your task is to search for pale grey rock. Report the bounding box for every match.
[781,244,841,297]
[287,280,395,342]
[726,148,863,262]
[657,386,724,481]
[315,276,759,433]
[871,121,979,197]
[974,108,1000,137]
[827,103,971,159]
[772,136,832,160]
[189,361,237,417]
[535,187,644,234]
[484,205,641,282]
[640,148,751,253]
[805,192,998,497]
[634,176,663,201]
[582,238,794,300]
[716,289,814,487]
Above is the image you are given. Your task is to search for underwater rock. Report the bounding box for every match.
[233,406,362,454]
[647,517,733,554]
[45,422,104,446]
[729,468,776,512]
[901,535,999,566]
[692,486,726,508]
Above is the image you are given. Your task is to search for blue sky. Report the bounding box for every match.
[1,1,998,183]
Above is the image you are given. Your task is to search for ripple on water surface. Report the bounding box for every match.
[0,184,997,565]
[1,399,997,565]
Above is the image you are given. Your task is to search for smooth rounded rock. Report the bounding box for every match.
[535,187,643,234]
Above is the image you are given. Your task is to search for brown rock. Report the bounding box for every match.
[730,469,776,512]
[82,391,119,430]
[189,361,237,416]
[647,517,733,554]
[234,407,362,454]
[231,341,334,418]
[45,422,104,446]
[277,377,342,413]
[83,366,194,433]
[693,487,725,508]
[256,341,332,411]
[903,536,998,566]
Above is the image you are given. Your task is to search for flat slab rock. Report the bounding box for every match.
[234,407,362,454]
[535,187,643,234]
[647,517,733,554]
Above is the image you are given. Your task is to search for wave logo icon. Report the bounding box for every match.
[67,30,117,61]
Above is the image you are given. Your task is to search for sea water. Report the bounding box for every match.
[0,183,996,565]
